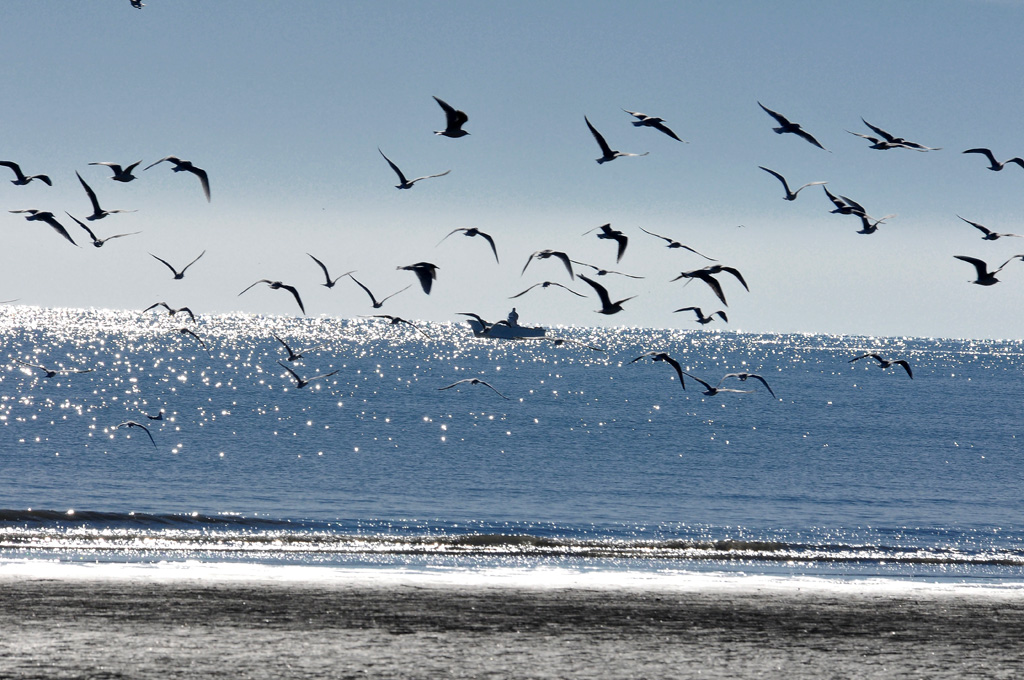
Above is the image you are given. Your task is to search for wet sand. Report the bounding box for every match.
[1,577,1022,679]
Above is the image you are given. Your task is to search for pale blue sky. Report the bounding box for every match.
[4,1,1024,339]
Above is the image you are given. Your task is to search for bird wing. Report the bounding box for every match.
[238,279,271,296]
[509,284,540,299]
[585,116,615,156]
[673,306,700,319]
[577,274,612,308]
[553,251,575,279]
[277,360,302,383]
[143,156,179,171]
[694,272,727,306]
[963,148,998,166]
[186,165,211,201]
[860,118,898,143]
[436,228,464,246]
[681,371,713,392]
[378,149,409,185]
[433,96,468,129]
[39,214,78,246]
[76,172,102,213]
[65,212,99,242]
[279,284,306,314]
[478,230,500,264]
[408,169,451,185]
[719,266,749,291]
[953,255,991,278]
[757,102,791,127]
[0,160,26,180]
[758,166,792,196]
[181,250,206,274]
[638,226,673,244]
[894,360,913,379]
[346,275,380,306]
[958,216,992,236]
[479,380,511,400]
[308,253,332,284]
[662,355,686,387]
[794,127,828,151]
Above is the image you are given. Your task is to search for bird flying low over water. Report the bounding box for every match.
[577,273,635,315]
[683,372,755,397]
[953,255,1022,286]
[849,353,913,379]
[583,224,628,262]
[65,213,140,247]
[509,281,585,299]
[150,251,206,280]
[397,262,439,294]
[277,361,338,389]
[958,216,1023,241]
[89,161,141,182]
[179,328,212,356]
[962,148,1024,172]
[369,314,432,338]
[437,227,499,264]
[638,227,715,260]
[144,156,211,201]
[77,171,136,221]
[585,116,648,164]
[307,253,354,288]
[113,420,156,447]
[674,306,728,325]
[14,358,93,378]
[630,352,686,389]
[720,372,777,398]
[432,96,469,138]
[622,109,687,142]
[758,166,827,201]
[143,301,196,323]
[758,102,829,151]
[346,274,410,309]
[272,333,321,362]
[0,161,51,186]
[379,148,450,189]
[522,250,575,280]
[9,210,78,246]
[438,377,510,400]
[239,280,306,315]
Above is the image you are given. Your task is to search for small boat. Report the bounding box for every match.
[465,319,546,339]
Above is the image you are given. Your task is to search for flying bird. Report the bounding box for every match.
[630,352,686,389]
[509,281,586,299]
[432,96,469,138]
[848,119,940,151]
[585,116,648,164]
[397,262,439,294]
[89,161,142,182]
[957,216,1022,241]
[849,353,913,379]
[522,250,574,279]
[346,274,410,309]
[525,336,606,352]
[962,148,1024,172]
[570,261,644,279]
[113,421,156,447]
[150,251,206,280]
[758,102,829,151]
[638,227,715,260]
[278,361,338,389]
[9,210,78,246]
[14,359,93,378]
[144,156,211,201]
[77,171,135,220]
[369,314,432,339]
[179,328,212,356]
[583,223,628,262]
[239,280,306,314]
[307,253,354,288]
[0,161,51,186]
[953,255,1017,286]
[143,301,196,322]
[272,333,321,362]
[65,212,139,247]
[683,372,755,397]
[758,166,827,201]
[378,148,450,189]
[622,109,687,142]
[577,273,635,315]
[674,306,728,325]
[823,186,867,217]
[671,266,747,306]
[437,227,499,263]
[438,377,510,400]
[720,372,777,399]
[130,0,145,8]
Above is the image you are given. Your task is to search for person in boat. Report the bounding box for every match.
[507,307,519,327]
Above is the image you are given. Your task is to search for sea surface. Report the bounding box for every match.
[2,305,1022,588]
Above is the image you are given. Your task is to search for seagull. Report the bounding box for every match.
[622,109,687,142]
[239,280,306,314]
[855,212,897,235]
[397,262,439,294]
[585,116,648,164]
[150,251,206,280]
[962,148,1024,172]
[858,119,940,151]
[720,372,777,398]
[14,359,93,378]
[674,306,728,325]
[577,273,635,315]
[638,227,715,260]
[369,314,432,338]
[583,223,628,262]
[457,312,506,335]
[524,336,606,352]
[378,148,450,189]
[278,361,338,389]
[130,0,145,8]
[179,328,212,356]
[849,353,913,379]
[271,333,321,362]
[953,255,1016,286]
[570,261,645,279]
[65,213,140,247]
[522,250,574,279]
[77,171,135,220]
[509,281,586,299]
[9,210,78,246]
[144,410,164,421]
[758,166,827,201]
[630,352,686,389]
[758,102,829,151]
[432,96,469,138]
[89,161,142,182]
[0,161,51,186]
[437,227,499,263]
[957,216,1022,241]
[113,421,156,447]
[671,266,747,307]
[438,377,510,400]
[144,156,211,201]
[143,301,196,323]
[683,371,755,397]
[307,253,354,288]
[346,274,410,309]
[823,186,868,217]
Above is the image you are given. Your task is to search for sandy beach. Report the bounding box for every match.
[1,575,1022,679]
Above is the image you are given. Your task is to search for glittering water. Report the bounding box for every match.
[1,306,1022,581]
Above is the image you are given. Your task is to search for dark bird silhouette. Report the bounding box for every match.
[510,281,585,299]
[346,274,410,309]
[683,372,755,397]
[9,210,78,246]
[526,336,606,352]
[583,223,628,262]
[432,96,469,138]
[76,171,135,221]
[622,109,687,142]
[962,148,1024,172]
[14,358,93,378]
[145,156,211,201]
[179,328,212,356]
[278,361,338,389]
[369,314,432,338]
[849,353,913,379]
[585,116,648,164]
[272,333,321,362]
[674,306,728,325]
[130,0,144,8]
[307,253,354,288]
[397,262,439,294]
[143,301,196,323]
[630,352,686,389]
[144,410,164,421]
[456,312,505,335]
[638,227,715,260]
[671,265,747,307]
[720,372,777,398]
[438,377,510,400]
[758,102,829,151]
[89,161,142,182]
[958,216,1022,241]
[65,212,139,247]
[849,119,940,151]
[758,166,827,201]
[953,255,1017,286]
[0,161,51,186]
[437,227,499,263]
[113,421,156,447]
[570,260,644,279]
[379,148,450,189]
[150,251,206,280]
[577,273,635,315]
[823,186,867,217]
[239,280,306,314]
[522,250,575,279]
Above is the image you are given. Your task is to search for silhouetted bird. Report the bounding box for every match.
[432,96,470,138]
